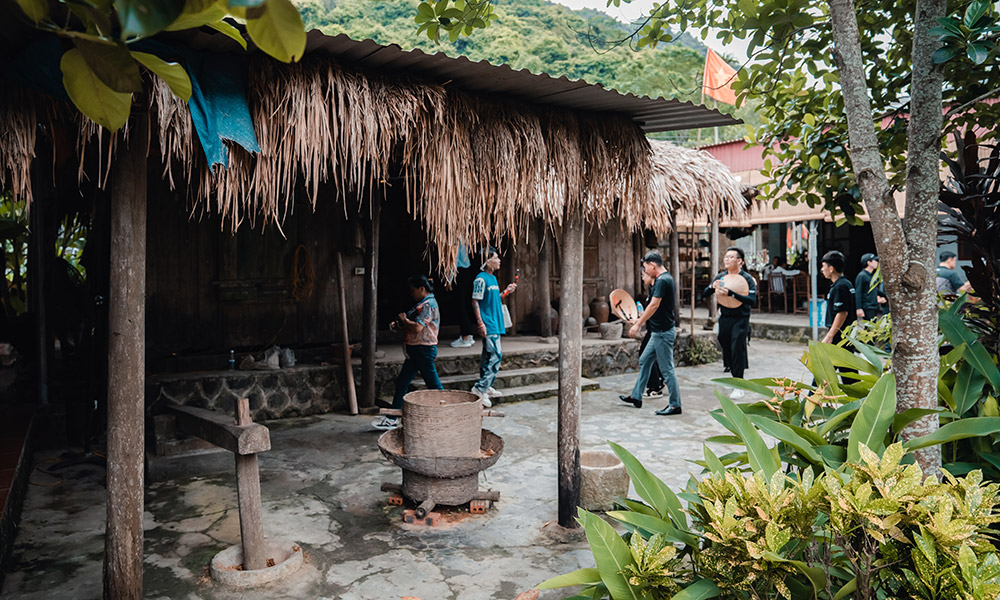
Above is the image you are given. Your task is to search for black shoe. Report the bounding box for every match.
[618,395,642,408]
[655,406,682,416]
[723,366,731,373]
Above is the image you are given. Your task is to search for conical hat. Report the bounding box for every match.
[717,273,750,309]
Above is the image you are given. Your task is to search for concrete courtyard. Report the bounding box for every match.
[2,338,811,600]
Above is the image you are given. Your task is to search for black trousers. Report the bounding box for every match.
[719,313,750,379]
[638,330,664,393]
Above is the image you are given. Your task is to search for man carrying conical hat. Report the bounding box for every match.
[703,247,757,398]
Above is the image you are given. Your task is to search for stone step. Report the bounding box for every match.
[413,366,558,392]
[486,377,600,405]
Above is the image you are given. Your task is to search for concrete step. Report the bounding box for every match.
[414,366,558,392]
[486,377,600,405]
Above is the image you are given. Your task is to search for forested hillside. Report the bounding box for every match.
[296,0,753,143]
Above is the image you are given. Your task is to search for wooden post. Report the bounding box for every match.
[361,201,380,409]
[234,398,266,571]
[670,215,681,326]
[104,107,148,600]
[557,203,584,528]
[27,183,48,406]
[335,251,358,414]
[708,214,719,326]
[537,221,552,337]
[689,224,697,335]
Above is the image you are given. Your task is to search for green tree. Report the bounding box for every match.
[415,0,1000,474]
[9,0,309,131]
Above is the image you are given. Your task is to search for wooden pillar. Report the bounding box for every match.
[27,184,48,406]
[707,214,719,325]
[689,224,697,335]
[361,200,380,409]
[335,252,358,414]
[104,108,148,600]
[537,221,552,337]
[557,203,584,528]
[234,399,266,570]
[633,231,642,297]
[670,216,681,326]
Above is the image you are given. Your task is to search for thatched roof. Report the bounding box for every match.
[648,139,750,227]
[0,31,742,271]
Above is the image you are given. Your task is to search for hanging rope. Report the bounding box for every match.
[290,244,314,303]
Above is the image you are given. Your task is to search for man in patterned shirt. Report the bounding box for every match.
[471,247,516,408]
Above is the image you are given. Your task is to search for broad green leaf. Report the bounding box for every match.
[940,310,1000,389]
[130,52,192,101]
[806,341,842,395]
[847,371,896,463]
[964,0,990,28]
[763,551,827,595]
[749,416,823,466]
[850,339,885,372]
[670,579,720,599]
[116,0,187,38]
[815,444,846,468]
[703,444,725,476]
[809,155,820,169]
[73,39,142,93]
[606,511,697,547]
[818,401,861,436]
[578,509,642,600]
[618,498,658,518]
[61,48,132,132]
[246,0,307,63]
[608,442,687,528]
[712,377,775,398]
[903,417,1000,451]
[15,0,48,23]
[165,1,227,30]
[833,577,857,600]
[953,362,987,416]
[206,20,249,49]
[822,342,880,374]
[537,567,602,589]
[718,392,780,478]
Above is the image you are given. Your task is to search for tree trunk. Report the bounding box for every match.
[829,0,944,475]
[557,203,584,528]
[104,109,148,600]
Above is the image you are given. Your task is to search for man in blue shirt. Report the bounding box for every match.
[471,247,516,407]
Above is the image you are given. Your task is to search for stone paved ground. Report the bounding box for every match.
[2,338,811,600]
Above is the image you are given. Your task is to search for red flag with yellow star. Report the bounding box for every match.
[703,49,737,105]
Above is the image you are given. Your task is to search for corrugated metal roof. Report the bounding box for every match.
[178,27,741,134]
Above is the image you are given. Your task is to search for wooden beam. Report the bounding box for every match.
[708,215,719,324]
[167,404,271,455]
[670,215,681,326]
[234,398,266,571]
[557,202,584,528]
[335,251,358,414]
[104,107,148,600]
[537,221,552,337]
[361,201,380,409]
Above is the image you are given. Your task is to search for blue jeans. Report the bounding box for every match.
[473,334,502,393]
[631,328,680,408]
[392,345,442,409]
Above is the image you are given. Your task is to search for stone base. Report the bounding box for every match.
[210,540,303,588]
[579,450,629,512]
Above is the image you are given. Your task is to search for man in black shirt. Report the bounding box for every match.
[619,250,682,415]
[854,253,886,321]
[702,247,757,398]
[936,251,972,294]
[821,250,856,345]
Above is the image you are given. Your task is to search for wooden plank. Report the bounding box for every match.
[105,108,147,600]
[168,404,271,455]
[557,203,584,528]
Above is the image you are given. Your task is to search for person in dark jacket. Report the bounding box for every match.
[854,253,886,320]
[702,247,757,399]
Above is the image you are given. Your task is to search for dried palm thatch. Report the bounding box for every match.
[647,139,749,228]
[0,53,739,272]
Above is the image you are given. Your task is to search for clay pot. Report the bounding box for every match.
[589,296,610,324]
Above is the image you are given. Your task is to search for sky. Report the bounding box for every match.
[550,0,750,62]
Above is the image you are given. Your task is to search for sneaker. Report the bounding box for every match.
[450,336,475,348]
[729,388,745,399]
[642,390,663,400]
[371,416,400,431]
[472,388,492,408]
[487,387,503,398]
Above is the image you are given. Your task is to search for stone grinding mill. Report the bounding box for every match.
[378,390,504,523]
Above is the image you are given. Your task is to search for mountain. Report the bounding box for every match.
[295,0,751,143]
